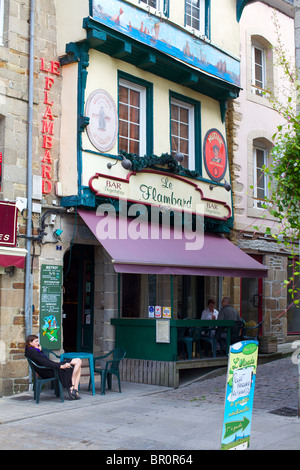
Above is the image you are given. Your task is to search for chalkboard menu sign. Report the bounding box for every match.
[40,264,62,349]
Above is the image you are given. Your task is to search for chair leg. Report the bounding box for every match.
[101,373,106,395]
[117,374,121,393]
[36,383,42,404]
[107,373,112,390]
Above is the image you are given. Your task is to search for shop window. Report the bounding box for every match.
[170,97,195,171]
[287,258,300,335]
[253,144,269,209]
[122,274,142,318]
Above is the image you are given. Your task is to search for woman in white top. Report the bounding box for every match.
[201,298,219,320]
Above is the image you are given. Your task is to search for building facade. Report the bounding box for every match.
[0,0,272,396]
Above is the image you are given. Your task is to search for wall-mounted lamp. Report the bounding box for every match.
[174,152,184,163]
[107,156,133,171]
[5,266,15,277]
[209,179,231,192]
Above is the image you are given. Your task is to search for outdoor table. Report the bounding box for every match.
[60,351,95,395]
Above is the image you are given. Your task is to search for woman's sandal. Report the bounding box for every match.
[72,389,81,400]
[67,386,76,400]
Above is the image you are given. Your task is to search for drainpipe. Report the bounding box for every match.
[24,0,35,339]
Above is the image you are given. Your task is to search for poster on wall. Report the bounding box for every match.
[221,340,259,450]
[203,129,228,182]
[40,264,62,349]
[85,89,118,152]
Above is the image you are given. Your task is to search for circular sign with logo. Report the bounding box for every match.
[85,89,118,152]
[203,129,227,182]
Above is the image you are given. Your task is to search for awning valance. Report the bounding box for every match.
[0,247,27,269]
[78,210,268,278]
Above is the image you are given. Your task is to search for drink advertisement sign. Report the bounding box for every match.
[221,340,259,450]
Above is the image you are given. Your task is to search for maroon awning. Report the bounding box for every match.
[0,247,27,269]
[78,210,268,278]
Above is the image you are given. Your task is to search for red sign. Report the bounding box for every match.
[40,58,60,194]
[203,129,227,182]
[0,202,18,247]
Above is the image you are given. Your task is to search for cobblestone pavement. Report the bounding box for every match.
[157,356,299,413]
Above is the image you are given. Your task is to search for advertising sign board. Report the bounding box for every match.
[221,340,259,450]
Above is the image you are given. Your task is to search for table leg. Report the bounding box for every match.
[89,357,95,395]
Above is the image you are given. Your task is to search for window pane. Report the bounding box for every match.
[180,122,188,139]
[130,90,140,108]
[119,137,128,153]
[180,108,189,123]
[130,106,140,124]
[256,149,264,169]
[130,123,140,141]
[119,103,128,121]
[171,104,179,120]
[119,120,128,138]
[129,139,139,154]
[180,139,188,155]
[119,86,128,104]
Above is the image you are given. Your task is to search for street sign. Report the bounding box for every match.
[221,340,259,450]
[40,264,62,349]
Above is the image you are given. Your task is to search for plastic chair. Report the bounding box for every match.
[231,320,246,344]
[177,327,193,360]
[43,348,61,360]
[198,327,217,358]
[27,358,64,404]
[243,320,264,341]
[91,348,126,395]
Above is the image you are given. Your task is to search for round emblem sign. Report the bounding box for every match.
[85,89,118,152]
[203,129,228,182]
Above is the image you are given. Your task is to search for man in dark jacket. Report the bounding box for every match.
[218,297,240,321]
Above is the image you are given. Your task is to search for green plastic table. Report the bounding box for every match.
[60,352,95,395]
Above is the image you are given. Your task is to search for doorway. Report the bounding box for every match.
[240,254,263,325]
[62,244,94,352]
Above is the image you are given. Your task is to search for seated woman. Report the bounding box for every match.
[25,335,82,400]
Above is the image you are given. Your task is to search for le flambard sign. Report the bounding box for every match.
[89,169,231,220]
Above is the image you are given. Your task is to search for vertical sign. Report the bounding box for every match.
[40,264,62,349]
[221,340,259,450]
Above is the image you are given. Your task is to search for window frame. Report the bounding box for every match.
[251,42,266,97]
[118,73,153,157]
[185,0,210,37]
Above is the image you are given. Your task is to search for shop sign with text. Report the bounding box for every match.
[40,58,60,194]
[0,201,18,247]
[89,169,231,220]
[221,341,258,450]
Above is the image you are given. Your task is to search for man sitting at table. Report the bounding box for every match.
[216,297,241,354]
